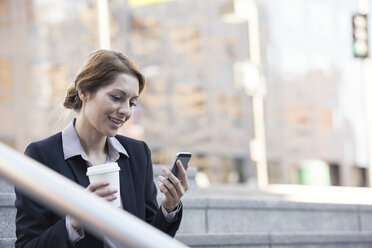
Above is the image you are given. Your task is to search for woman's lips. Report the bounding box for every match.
[109,116,124,127]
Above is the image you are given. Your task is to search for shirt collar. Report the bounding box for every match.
[61,119,129,161]
[107,136,129,161]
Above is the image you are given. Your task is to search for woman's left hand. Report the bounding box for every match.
[157,160,190,212]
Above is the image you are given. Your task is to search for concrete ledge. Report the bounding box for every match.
[0,193,15,206]
[0,207,16,238]
[5,233,372,248]
[0,238,15,248]
[176,233,269,246]
[3,192,372,235]
[176,232,372,248]
[179,198,372,234]
[270,233,372,248]
[182,197,362,211]
[0,194,16,239]
[0,177,14,193]
[270,232,372,244]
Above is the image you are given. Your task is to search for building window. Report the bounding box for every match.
[286,103,309,125]
[0,58,12,103]
[0,0,9,16]
[316,108,333,128]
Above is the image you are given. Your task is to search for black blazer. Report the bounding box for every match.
[15,133,182,248]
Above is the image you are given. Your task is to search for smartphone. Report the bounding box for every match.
[170,152,192,179]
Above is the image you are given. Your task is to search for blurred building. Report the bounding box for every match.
[0,0,255,184]
[259,0,368,186]
[122,0,255,184]
[0,0,370,187]
[0,0,102,151]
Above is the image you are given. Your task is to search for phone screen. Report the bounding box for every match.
[170,152,191,179]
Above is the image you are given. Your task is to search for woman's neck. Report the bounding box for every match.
[74,117,107,158]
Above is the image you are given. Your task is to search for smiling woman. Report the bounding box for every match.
[14,50,190,248]
[63,50,145,111]
[75,73,140,138]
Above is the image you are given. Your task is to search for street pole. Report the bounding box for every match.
[247,1,268,189]
[97,0,111,49]
[357,0,372,187]
[362,59,372,186]
[220,0,268,189]
[252,95,268,189]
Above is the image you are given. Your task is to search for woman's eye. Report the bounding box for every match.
[111,95,121,101]
[130,101,137,107]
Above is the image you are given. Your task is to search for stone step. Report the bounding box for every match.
[3,232,372,248]
[176,232,372,248]
[4,232,372,248]
[3,168,372,247]
[3,192,372,238]
[0,238,15,248]
[178,197,372,234]
[0,176,14,193]
[0,193,16,239]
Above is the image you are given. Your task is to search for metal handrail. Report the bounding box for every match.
[0,142,189,248]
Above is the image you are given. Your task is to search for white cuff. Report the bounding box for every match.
[161,204,181,222]
[65,215,85,244]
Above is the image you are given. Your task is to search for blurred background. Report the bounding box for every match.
[1,0,372,192]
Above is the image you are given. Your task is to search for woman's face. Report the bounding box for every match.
[80,73,140,137]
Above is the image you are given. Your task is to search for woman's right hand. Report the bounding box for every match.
[86,181,118,201]
[70,181,118,231]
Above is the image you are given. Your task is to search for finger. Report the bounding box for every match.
[177,161,190,191]
[105,194,118,202]
[177,159,189,172]
[162,167,185,196]
[158,175,179,199]
[158,181,180,211]
[95,187,117,197]
[87,181,110,192]
[162,167,180,187]
[157,182,170,197]
[157,181,178,209]
[161,167,184,195]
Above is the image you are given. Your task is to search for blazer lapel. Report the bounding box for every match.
[65,156,90,188]
[117,156,137,215]
[65,154,137,214]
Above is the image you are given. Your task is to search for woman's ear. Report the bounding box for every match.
[78,89,88,103]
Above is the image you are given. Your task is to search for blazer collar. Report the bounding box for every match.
[65,153,138,215]
[65,156,90,188]
[61,119,129,162]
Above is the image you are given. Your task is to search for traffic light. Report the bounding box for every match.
[352,14,369,58]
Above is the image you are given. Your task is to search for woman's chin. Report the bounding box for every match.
[103,128,119,137]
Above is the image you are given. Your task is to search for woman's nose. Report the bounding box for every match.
[118,101,131,116]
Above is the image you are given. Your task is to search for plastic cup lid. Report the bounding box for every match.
[86,162,120,176]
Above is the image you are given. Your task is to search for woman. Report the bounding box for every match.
[15,49,189,248]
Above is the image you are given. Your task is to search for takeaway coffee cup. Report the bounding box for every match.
[86,162,121,207]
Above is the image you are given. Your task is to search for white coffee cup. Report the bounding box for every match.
[86,162,121,207]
